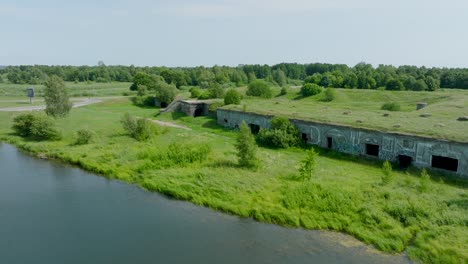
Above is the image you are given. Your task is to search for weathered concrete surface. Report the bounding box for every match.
[217,109,468,178]
[160,99,212,117]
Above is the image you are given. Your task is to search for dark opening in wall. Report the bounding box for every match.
[365,144,379,157]
[398,155,413,169]
[249,124,260,134]
[327,137,333,149]
[194,108,204,117]
[432,155,458,172]
[301,133,308,143]
[224,118,228,123]
[160,102,168,108]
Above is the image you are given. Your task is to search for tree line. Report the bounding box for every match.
[2,62,468,90]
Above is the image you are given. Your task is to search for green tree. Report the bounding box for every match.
[322,87,336,102]
[236,122,259,169]
[298,149,317,181]
[155,83,178,105]
[385,79,405,91]
[273,69,287,87]
[425,76,440,91]
[301,83,323,97]
[224,89,241,105]
[43,75,72,118]
[381,160,394,185]
[413,79,428,91]
[246,80,273,98]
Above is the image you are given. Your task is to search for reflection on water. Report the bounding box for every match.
[0,143,411,264]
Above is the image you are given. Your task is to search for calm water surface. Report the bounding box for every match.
[0,143,411,264]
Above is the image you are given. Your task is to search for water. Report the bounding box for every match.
[0,143,410,264]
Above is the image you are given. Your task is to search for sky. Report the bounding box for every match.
[1,0,468,67]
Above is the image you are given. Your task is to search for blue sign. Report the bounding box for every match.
[26,88,35,98]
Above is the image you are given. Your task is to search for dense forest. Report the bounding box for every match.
[1,62,468,91]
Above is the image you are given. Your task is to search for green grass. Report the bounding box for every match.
[225,88,468,142]
[0,97,467,264]
[0,82,134,97]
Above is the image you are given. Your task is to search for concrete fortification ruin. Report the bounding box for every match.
[217,109,468,178]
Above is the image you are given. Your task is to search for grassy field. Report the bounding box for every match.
[0,82,134,97]
[223,88,468,142]
[0,97,466,264]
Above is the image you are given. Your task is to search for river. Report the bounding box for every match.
[0,143,411,264]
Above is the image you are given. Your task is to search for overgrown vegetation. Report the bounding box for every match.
[12,113,61,140]
[381,160,394,185]
[74,128,95,145]
[236,122,259,169]
[298,148,317,181]
[301,83,323,97]
[246,80,273,98]
[224,89,241,105]
[381,102,402,111]
[120,113,161,141]
[256,116,300,148]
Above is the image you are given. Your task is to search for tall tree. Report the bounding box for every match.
[43,76,72,118]
[236,122,259,169]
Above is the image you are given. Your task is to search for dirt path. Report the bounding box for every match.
[0,99,102,112]
[151,120,191,130]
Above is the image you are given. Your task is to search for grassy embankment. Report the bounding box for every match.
[0,97,467,264]
[225,88,468,142]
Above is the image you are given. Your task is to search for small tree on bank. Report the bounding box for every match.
[236,122,259,169]
[44,75,72,118]
[298,148,317,181]
[224,89,241,105]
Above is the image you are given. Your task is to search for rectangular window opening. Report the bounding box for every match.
[431,155,458,172]
[365,144,379,157]
[248,124,260,135]
[327,137,333,149]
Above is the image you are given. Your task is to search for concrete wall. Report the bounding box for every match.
[217,109,468,178]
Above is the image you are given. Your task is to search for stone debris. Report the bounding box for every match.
[416,102,427,110]
[420,113,432,118]
[343,111,351,115]
[457,116,468,121]
[383,113,390,117]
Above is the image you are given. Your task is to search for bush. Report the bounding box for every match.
[120,113,160,141]
[236,122,259,169]
[132,95,155,107]
[298,149,317,181]
[189,87,202,98]
[279,87,288,96]
[381,160,394,185]
[256,116,299,148]
[224,89,241,105]
[12,113,61,141]
[208,83,225,99]
[301,83,323,97]
[246,80,273,98]
[75,128,94,145]
[322,87,336,102]
[208,101,224,113]
[381,102,401,111]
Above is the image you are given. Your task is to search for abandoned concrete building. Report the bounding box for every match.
[217,109,468,178]
[159,99,212,117]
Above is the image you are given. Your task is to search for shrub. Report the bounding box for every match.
[256,116,299,148]
[419,169,431,193]
[246,80,273,98]
[120,113,160,141]
[189,87,202,98]
[224,89,241,105]
[208,83,225,99]
[381,160,394,185]
[381,102,401,111]
[12,113,61,141]
[236,122,259,169]
[322,87,336,102]
[298,149,318,181]
[301,83,323,97]
[279,87,288,96]
[132,95,155,107]
[75,128,94,145]
[208,101,224,113]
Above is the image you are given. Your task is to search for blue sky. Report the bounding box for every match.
[1,0,467,67]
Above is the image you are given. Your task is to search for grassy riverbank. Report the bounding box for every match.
[0,97,466,264]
